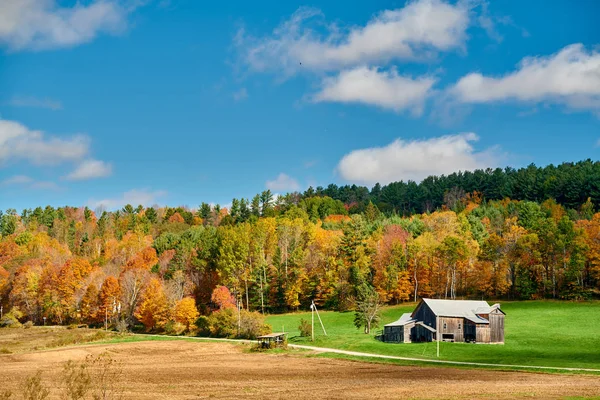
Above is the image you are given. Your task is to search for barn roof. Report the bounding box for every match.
[419,299,502,324]
[385,313,415,327]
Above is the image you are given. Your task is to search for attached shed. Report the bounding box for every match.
[383,313,415,343]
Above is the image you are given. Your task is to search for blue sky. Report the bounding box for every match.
[0,0,599,211]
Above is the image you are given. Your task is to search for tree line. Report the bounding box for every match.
[1,160,600,332]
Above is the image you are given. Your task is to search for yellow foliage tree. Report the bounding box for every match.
[174,297,199,330]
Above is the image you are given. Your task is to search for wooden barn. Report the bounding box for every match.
[381,299,505,344]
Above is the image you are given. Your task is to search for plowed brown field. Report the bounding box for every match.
[1,340,599,399]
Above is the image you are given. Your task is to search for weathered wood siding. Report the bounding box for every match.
[489,310,505,343]
[476,325,491,343]
[439,317,464,342]
[412,301,437,330]
[383,326,402,343]
[404,324,413,343]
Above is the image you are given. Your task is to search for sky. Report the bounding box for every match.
[0,0,599,211]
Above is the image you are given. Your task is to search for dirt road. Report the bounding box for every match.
[1,341,599,399]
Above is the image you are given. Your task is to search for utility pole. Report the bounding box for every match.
[310,302,315,341]
[436,315,440,358]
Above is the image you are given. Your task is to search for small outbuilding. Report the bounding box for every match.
[381,299,505,344]
[257,332,287,349]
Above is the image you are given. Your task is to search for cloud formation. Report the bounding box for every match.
[266,173,300,191]
[0,0,129,51]
[0,119,112,181]
[450,44,600,114]
[1,174,59,191]
[1,175,33,185]
[237,0,469,75]
[66,159,113,181]
[8,95,63,110]
[89,189,167,210]
[0,119,89,165]
[313,67,435,114]
[337,133,502,185]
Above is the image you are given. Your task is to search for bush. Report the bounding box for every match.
[206,309,271,339]
[239,311,271,339]
[23,321,34,329]
[299,318,311,337]
[207,308,237,338]
[22,370,50,400]
[164,321,186,336]
[194,316,210,336]
[0,307,23,328]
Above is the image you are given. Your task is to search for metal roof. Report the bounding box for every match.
[385,313,415,327]
[415,321,437,332]
[257,332,286,339]
[420,299,499,324]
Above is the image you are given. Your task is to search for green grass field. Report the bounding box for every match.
[265,301,600,370]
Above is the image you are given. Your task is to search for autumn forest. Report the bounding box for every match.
[1,160,600,333]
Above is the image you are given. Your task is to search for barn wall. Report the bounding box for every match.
[476,325,491,343]
[439,317,465,342]
[489,311,505,343]
[384,326,403,343]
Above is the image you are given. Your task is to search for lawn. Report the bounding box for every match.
[265,300,600,370]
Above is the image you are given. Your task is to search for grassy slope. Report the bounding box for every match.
[265,301,600,369]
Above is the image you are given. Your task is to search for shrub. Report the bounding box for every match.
[164,321,186,336]
[207,308,237,338]
[206,308,271,339]
[194,316,210,336]
[22,370,50,400]
[299,318,311,337]
[0,307,23,328]
[23,321,34,329]
[62,360,91,400]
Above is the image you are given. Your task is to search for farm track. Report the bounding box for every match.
[139,334,600,373]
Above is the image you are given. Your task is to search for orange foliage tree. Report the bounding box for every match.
[211,285,236,310]
[97,276,121,325]
[135,278,169,330]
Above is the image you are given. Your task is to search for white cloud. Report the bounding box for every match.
[0,0,130,51]
[0,119,111,181]
[1,175,59,190]
[0,119,89,165]
[450,44,600,114]
[1,175,33,185]
[237,0,469,75]
[337,133,502,185]
[89,189,167,210]
[8,95,63,110]
[66,159,113,180]
[313,66,435,114]
[233,87,248,101]
[266,173,300,191]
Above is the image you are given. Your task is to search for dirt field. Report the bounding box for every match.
[1,340,599,399]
